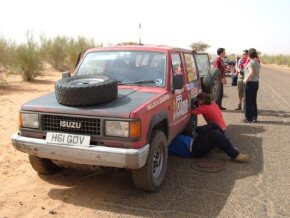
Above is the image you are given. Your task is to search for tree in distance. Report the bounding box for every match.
[190,41,210,52]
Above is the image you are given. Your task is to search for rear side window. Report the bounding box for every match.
[184,54,198,82]
[195,54,210,77]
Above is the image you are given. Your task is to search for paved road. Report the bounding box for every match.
[36,65,289,218]
[5,65,290,217]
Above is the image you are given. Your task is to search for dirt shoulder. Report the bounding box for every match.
[262,63,290,73]
[1,65,289,217]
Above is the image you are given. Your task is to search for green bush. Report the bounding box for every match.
[261,54,290,67]
[15,33,42,81]
[40,35,69,70]
[0,38,16,71]
[66,36,100,69]
[40,35,102,71]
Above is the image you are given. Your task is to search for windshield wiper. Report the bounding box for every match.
[118,80,156,85]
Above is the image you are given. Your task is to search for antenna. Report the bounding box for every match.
[139,23,142,45]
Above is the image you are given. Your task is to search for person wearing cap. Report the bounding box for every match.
[243,48,260,123]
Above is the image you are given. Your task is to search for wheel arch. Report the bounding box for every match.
[146,110,169,144]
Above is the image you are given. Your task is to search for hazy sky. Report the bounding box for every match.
[1,0,290,55]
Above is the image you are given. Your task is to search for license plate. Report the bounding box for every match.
[46,132,91,147]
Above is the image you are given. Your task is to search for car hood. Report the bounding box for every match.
[21,88,159,118]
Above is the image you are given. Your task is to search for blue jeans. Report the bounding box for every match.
[192,123,239,159]
[244,81,259,121]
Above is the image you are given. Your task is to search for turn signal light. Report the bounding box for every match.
[130,121,141,138]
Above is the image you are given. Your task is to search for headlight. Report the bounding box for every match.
[20,113,39,129]
[105,120,140,138]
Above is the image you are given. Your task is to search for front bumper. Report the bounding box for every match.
[11,132,149,169]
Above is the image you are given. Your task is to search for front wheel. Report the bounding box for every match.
[183,115,198,136]
[29,155,62,175]
[132,130,167,192]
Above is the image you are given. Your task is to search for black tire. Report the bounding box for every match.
[55,74,118,106]
[29,155,62,175]
[202,68,222,101]
[132,130,167,192]
[183,115,198,136]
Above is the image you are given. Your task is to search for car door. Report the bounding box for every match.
[169,52,191,139]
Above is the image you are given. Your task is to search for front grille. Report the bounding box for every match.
[42,114,101,136]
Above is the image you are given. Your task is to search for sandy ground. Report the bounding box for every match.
[0,66,63,217]
[0,64,289,217]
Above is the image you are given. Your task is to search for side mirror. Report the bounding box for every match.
[62,72,71,79]
[173,74,184,90]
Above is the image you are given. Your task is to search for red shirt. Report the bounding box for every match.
[191,102,227,130]
[213,56,225,78]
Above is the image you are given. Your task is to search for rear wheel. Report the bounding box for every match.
[29,155,62,175]
[132,130,167,192]
[203,69,222,101]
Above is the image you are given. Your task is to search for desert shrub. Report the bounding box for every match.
[261,54,290,67]
[41,36,70,70]
[0,38,16,71]
[40,35,102,71]
[15,33,42,81]
[67,36,101,69]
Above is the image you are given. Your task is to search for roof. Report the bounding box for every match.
[86,44,192,53]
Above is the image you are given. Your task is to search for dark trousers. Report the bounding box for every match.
[216,83,224,108]
[191,123,239,159]
[244,81,259,121]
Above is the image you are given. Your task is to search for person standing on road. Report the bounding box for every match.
[213,48,227,110]
[243,48,260,123]
[191,92,227,131]
[235,50,249,110]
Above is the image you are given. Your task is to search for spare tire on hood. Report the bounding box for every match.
[55,74,118,106]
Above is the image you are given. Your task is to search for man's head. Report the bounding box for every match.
[217,48,226,58]
[242,49,249,59]
[173,63,182,74]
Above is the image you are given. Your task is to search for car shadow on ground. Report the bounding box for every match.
[39,124,264,217]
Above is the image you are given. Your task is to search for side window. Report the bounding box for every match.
[171,53,182,75]
[184,53,198,82]
[195,54,210,77]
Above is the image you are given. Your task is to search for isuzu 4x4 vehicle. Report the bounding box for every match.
[11,45,221,192]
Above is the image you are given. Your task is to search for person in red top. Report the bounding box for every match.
[192,92,227,131]
[213,48,227,110]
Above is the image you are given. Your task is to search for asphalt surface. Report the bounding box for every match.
[35,65,289,218]
[6,65,290,218]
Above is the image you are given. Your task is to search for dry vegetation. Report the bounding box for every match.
[0,33,101,82]
[1,34,289,83]
[260,54,290,67]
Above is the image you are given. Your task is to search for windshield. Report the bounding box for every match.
[77,51,167,87]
